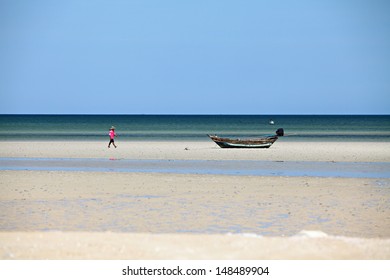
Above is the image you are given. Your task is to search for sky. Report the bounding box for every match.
[0,0,389,114]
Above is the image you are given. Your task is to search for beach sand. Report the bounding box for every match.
[2,231,390,260]
[1,140,389,162]
[0,141,389,259]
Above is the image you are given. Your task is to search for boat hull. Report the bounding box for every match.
[208,135,278,149]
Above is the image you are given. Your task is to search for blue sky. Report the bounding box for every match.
[0,0,389,114]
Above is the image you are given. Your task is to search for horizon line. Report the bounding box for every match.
[1,113,389,116]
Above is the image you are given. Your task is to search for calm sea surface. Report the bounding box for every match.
[0,115,389,142]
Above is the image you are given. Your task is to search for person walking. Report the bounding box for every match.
[108,126,117,148]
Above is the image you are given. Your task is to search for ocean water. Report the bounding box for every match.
[0,114,389,142]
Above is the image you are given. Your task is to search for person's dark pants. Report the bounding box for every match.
[108,139,115,147]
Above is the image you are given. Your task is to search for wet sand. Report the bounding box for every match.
[0,171,389,237]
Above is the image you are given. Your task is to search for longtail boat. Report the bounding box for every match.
[208,128,284,149]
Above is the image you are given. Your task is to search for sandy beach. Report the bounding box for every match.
[1,140,390,259]
[2,231,390,260]
[1,140,389,162]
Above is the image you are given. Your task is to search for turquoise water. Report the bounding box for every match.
[0,114,389,142]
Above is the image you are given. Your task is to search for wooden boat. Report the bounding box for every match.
[208,128,284,149]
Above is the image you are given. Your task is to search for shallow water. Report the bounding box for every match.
[0,157,389,178]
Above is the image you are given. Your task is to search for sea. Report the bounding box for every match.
[0,114,389,142]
